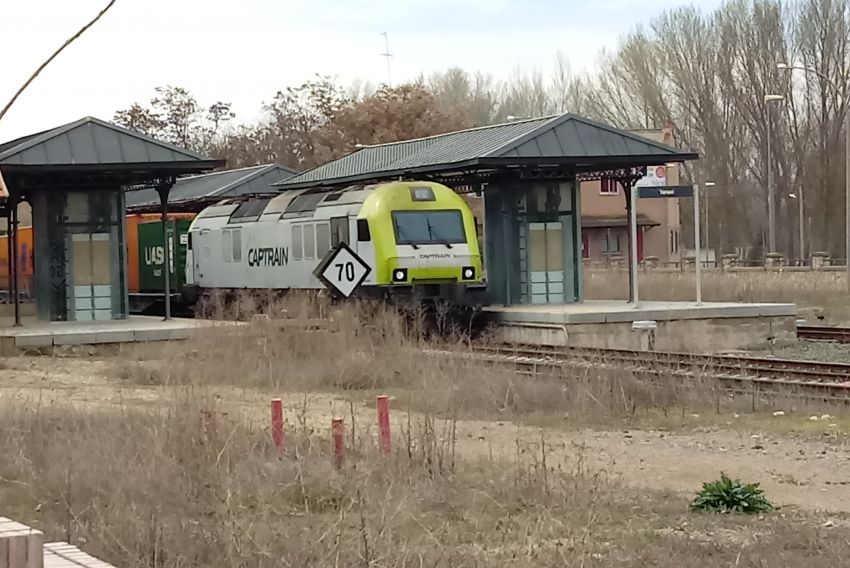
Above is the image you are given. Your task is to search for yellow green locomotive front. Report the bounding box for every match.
[359,181,482,287]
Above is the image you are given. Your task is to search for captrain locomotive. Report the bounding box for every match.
[182,180,486,305]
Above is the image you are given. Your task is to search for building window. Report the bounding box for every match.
[670,230,674,254]
[602,229,621,254]
[599,178,619,195]
[582,232,589,259]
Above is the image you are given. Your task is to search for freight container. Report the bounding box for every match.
[137,219,193,293]
[0,226,34,295]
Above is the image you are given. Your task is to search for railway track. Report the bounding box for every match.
[461,343,850,398]
[797,325,850,343]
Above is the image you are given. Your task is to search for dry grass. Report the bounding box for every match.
[2,390,850,567]
[113,294,768,426]
[3,295,850,566]
[584,268,850,321]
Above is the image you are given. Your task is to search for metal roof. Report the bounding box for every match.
[0,116,222,174]
[125,164,298,211]
[582,214,660,228]
[276,114,699,189]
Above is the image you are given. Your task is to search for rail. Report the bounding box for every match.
[440,343,850,399]
[797,325,850,343]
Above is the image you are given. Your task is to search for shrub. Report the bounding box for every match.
[691,472,772,514]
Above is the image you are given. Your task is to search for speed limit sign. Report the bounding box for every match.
[313,242,372,298]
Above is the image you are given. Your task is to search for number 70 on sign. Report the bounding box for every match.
[313,242,372,298]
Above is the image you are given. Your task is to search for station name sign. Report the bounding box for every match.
[638,185,694,199]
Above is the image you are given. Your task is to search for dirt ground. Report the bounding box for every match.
[3,355,850,516]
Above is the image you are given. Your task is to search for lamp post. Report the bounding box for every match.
[788,192,805,263]
[778,63,848,286]
[704,181,716,266]
[764,94,785,255]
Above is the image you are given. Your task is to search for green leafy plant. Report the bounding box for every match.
[691,473,772,514]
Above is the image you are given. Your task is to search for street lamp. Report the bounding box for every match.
[764,94,784,256]
[788,191,805,262]
[704,181,716,265]
[778,62,848,284]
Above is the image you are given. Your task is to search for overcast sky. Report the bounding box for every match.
[0,0,724,141]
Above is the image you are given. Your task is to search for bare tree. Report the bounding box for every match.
[0,0,119,124]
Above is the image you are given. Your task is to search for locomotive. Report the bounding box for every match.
[182,180,487,306]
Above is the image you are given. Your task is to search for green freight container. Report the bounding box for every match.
[137,219,192,293]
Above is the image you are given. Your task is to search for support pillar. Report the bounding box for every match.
[9,193,20,326]
[156,179,175,320]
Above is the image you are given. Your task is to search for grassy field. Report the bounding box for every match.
[584,268,850,321]
[2,296,850,567]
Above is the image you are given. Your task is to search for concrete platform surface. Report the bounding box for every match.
[485,300,797,324]
[0,316,234,350]
[44,541,118,567]
[485,300,798,353]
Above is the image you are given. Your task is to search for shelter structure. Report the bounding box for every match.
[125,163,298,213]
[0,117,221,324]
[276,114,698,306]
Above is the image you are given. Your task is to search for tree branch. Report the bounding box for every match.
[0,0,118,124]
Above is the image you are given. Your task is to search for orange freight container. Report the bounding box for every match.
[0,226,34,294]
[0,214,196,296]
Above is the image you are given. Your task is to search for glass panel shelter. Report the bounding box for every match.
[483,179,581,305]
[32,189,127,321]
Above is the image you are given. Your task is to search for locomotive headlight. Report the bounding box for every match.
[462,266,475,280]
[392,268,408,283]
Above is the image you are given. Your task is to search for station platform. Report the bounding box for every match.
[484,300,798,353]
[0,316,231,354]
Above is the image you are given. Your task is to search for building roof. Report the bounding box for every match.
[582,214,661,229]
[276,114,698,189]
[0,116,222,175]
[125,164,298,212]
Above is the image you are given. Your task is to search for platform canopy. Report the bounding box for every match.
[125,163,299,213]
[0,116,223,193]
[275,114,699,190]
[0,116,224,325]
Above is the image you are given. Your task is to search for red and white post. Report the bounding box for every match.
[376,395,392,455]
[332,418,345,469]
[271,398,284,453]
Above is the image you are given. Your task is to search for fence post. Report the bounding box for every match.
[332,418,345,469]
[377,395,392,455]
[271,398,284,453]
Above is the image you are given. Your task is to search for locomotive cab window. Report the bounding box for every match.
[357,219,371,242]
[392,210,465,246]
[330,216,349,247]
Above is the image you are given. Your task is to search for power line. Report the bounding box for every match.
[380,32,392,87]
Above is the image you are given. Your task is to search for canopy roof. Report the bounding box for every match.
[125,164,298,212]
[0,117,223,192]
[276,114,698,190]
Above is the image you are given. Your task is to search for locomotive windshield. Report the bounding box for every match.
[392,210,466,246]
